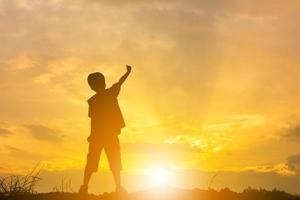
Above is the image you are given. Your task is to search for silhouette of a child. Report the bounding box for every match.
[79,65,132,194]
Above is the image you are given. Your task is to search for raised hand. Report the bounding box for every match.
[115,65,132,87]
[126,65,132,72]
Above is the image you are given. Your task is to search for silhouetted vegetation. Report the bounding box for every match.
[0,167,41,196]
[0,187,299,200]
[51,177,74,193]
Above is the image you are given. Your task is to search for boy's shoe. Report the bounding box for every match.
[78,185,88,195]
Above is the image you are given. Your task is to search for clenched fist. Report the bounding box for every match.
[126,65,132,72]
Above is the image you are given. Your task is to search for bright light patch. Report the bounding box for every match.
[148,167,170,187]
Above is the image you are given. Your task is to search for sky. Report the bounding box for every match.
[0,0,300,194]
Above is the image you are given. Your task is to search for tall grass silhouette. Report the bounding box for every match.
[0,166,41,196]
[52,177,74,193]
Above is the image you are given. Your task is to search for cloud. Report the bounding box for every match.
[22,124,61,142]
[287,154,300,173]
[6,145,22,152]
[5,145,54,163]
[245,163,296,176]
[0,127,13,137]
[0,121,14,137]
[284,124,300,141]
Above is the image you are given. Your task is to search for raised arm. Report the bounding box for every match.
[115,65,132,87]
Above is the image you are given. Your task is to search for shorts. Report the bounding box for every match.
[85,135,122,172]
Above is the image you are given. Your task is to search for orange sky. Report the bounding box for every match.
[0,0,300,194]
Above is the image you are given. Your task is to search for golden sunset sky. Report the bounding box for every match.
[0,0,300,194]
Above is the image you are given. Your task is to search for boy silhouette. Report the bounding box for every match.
[79,65,132,194]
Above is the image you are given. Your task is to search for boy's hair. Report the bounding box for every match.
[87,72,105,88]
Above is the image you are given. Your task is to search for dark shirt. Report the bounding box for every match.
[88,84,125,139]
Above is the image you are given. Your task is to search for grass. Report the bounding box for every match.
[0,166,41,196]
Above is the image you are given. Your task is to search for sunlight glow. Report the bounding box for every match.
[148,168,170,187]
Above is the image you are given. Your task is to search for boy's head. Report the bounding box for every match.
[87,72,106,93]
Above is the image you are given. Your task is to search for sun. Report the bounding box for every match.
[148,167,170,187]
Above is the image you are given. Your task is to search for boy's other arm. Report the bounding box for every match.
[115,65,132,88]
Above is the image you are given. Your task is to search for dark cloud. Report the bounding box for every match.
[5,145,54,161]
[23,124,61,142]
[6,146,22,152]
[287,154,300,173]
[0,127,13,137]
[284,124,300,141]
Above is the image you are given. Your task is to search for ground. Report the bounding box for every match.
[1,187,300,200]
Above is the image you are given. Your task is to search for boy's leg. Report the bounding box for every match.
[112,169,127,194]
[104,135,125,192]
[79,142,102,194]
[83,165,93,186]
[111,168,121,189]
[79,167,91,194]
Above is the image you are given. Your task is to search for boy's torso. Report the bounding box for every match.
[88,87,125,138]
